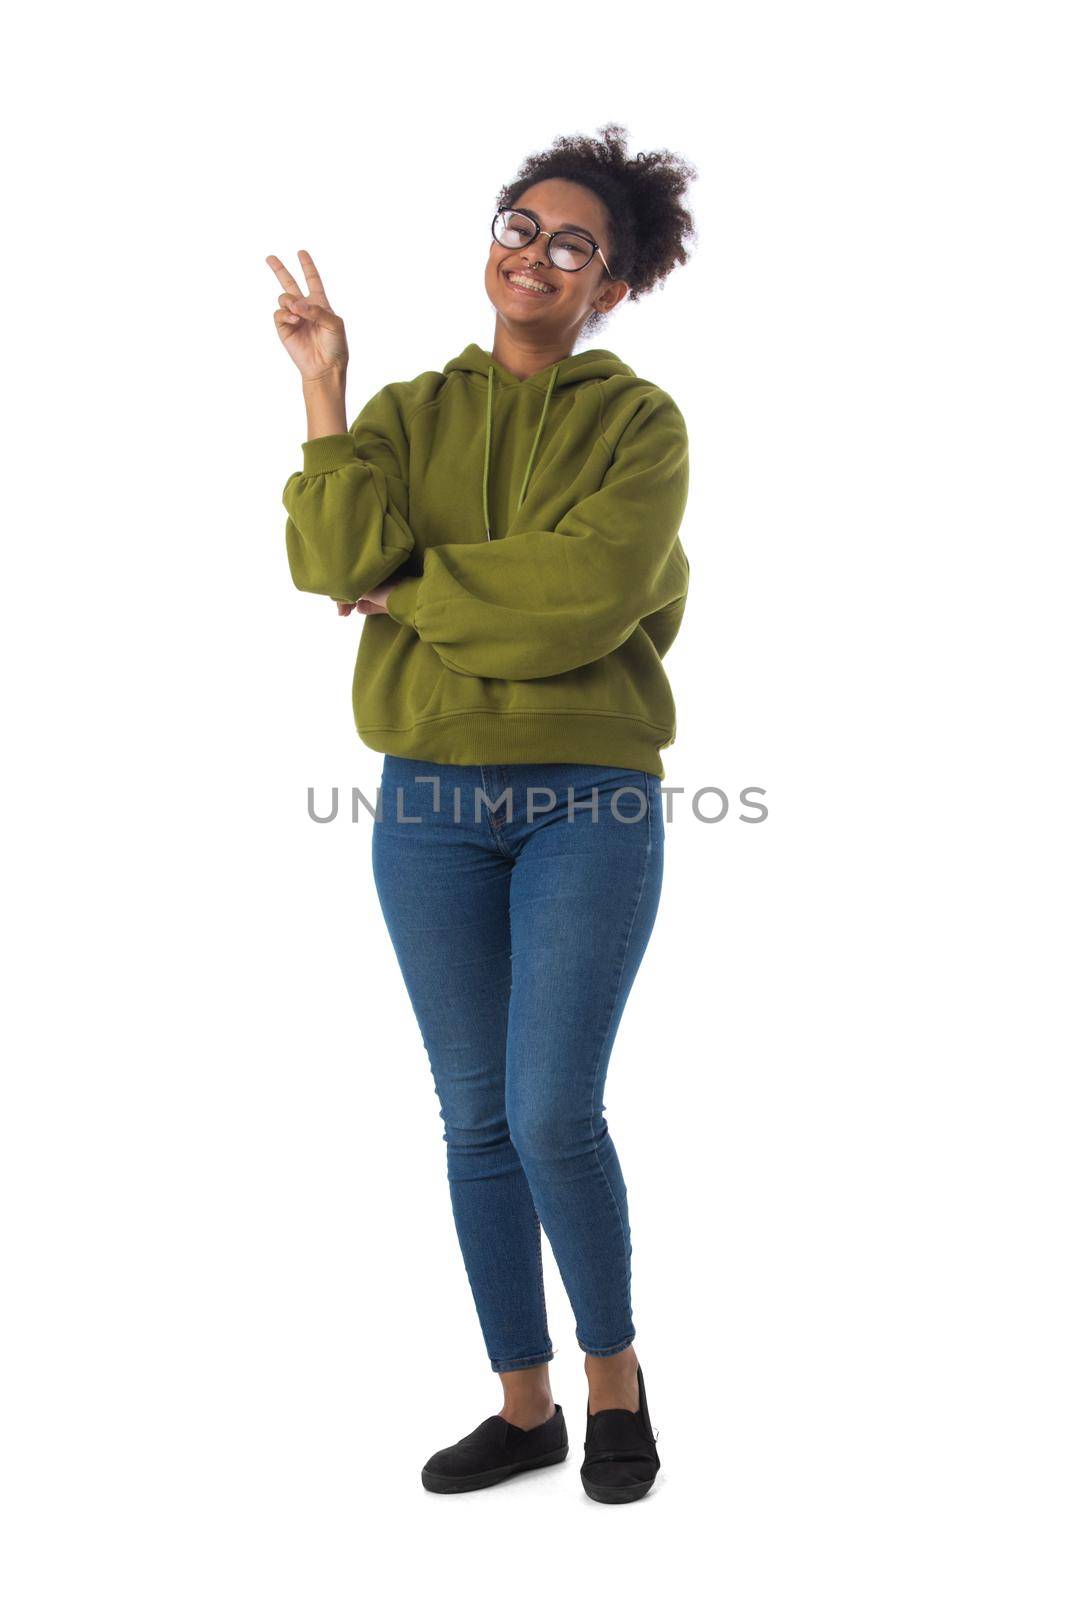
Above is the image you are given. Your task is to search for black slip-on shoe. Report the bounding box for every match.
[581,1362,661,1504]
[421,1402,569,1494]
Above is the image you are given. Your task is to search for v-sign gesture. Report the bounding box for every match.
[269,246,398,617]
[266,249,349,384]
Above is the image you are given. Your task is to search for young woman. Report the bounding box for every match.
[267,124,696,1503]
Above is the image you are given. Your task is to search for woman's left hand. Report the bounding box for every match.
[336,581,398,617]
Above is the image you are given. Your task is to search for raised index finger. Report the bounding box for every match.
[265,254,304,296]
[298,248,332,308]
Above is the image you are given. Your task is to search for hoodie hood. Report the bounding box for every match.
[442,343,636,539]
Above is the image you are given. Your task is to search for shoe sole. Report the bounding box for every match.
[580,1470,658,1504]
[422,1443,569,1494]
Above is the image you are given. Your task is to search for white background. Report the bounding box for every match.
[3,2,1064,1595]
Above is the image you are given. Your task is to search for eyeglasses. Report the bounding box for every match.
[491,208,614,277]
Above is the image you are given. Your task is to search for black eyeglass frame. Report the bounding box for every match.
[491,207,614,278]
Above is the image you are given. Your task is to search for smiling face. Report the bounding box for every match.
[485,177,629,342]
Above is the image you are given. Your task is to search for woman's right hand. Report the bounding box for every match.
[266,249,349,383]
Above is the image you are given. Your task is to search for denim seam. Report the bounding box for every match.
[533,1209,552,1354]
[580,786,651,1351]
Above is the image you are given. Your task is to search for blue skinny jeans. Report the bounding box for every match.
[371,756,664,1373]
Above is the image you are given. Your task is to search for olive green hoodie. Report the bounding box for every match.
[282,341,690,778]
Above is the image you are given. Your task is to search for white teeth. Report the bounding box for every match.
[507,272,554,294]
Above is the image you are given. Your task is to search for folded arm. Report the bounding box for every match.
[385,392,690,680]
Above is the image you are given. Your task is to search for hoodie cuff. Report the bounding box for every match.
[385,577,422,628]
[300,433,361,474]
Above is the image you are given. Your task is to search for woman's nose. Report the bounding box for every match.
[521,234,549,269]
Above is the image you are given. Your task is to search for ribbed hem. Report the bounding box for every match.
[300,433,361,474]
[358,709,672,779]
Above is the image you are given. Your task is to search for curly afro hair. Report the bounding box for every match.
[495,122,698,340]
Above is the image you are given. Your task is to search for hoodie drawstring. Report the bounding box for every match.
[482,365,494,540]
[517,363,559,513]
[482,361,559,539]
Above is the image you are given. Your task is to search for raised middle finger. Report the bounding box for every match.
[298,248,331,307]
